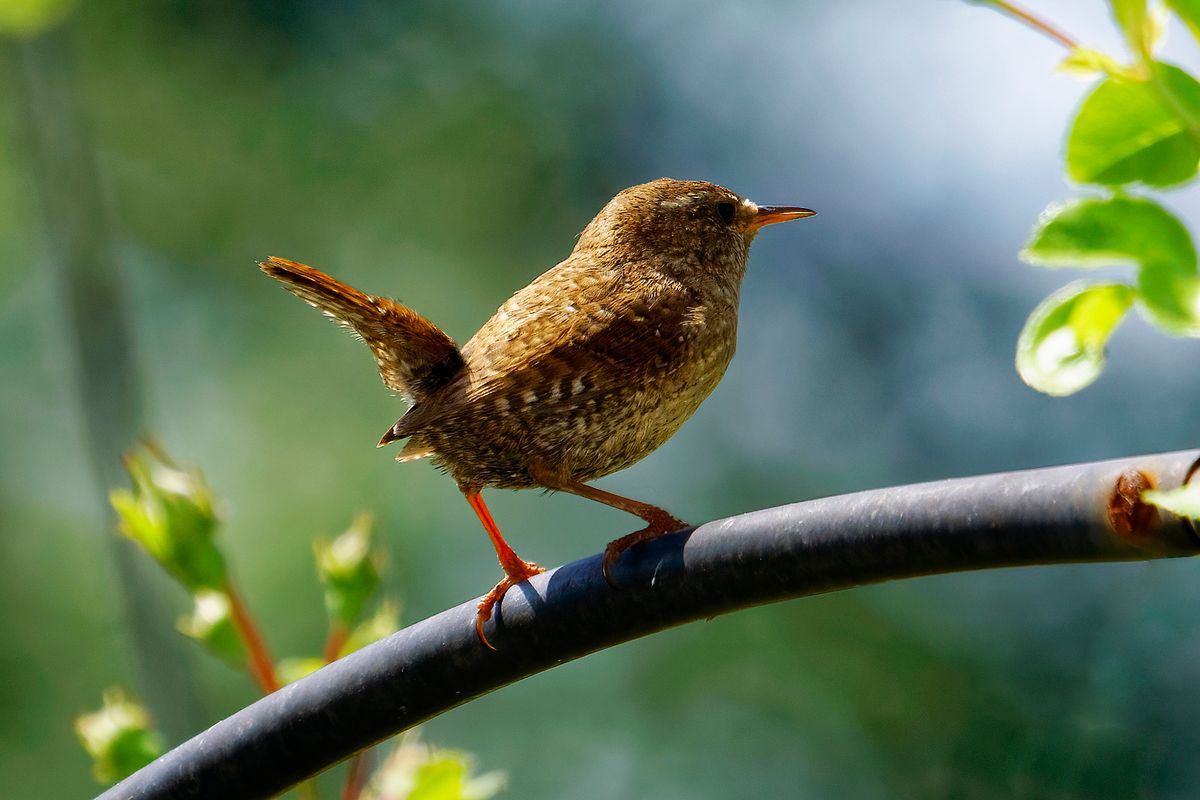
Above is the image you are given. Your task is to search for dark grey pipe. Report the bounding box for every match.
[98,450,1200,800]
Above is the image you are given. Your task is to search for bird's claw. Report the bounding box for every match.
[601,516,688,588]
[475,560,544,650]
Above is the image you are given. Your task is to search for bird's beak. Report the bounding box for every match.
[748,205,817,231]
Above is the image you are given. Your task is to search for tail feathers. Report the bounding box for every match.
[394,438,434,462]
[378,424,403,447]
[260,256,464,402]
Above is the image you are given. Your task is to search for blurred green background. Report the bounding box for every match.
[4,1,1200,797]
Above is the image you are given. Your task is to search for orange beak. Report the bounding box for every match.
[749,205,817,231]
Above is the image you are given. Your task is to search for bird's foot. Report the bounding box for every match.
[602,513,688,588]
[475,559,544,650]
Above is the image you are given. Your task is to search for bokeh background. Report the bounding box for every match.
[4,1,1200,797]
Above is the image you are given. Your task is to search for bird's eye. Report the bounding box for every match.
[716,201,737,225]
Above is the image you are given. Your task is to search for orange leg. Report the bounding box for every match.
[465,491,544,650]
[527,463,688,586]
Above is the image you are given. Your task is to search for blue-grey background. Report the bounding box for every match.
[4,1,1200,797]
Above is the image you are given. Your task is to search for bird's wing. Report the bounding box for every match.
[380,255,700,443]
[460,255,696,401]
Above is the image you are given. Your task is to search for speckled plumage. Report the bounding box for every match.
[261,178,812,645]
[387,181,750,490]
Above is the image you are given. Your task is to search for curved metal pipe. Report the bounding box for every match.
[99,450,1200,800]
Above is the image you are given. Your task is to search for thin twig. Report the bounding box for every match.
[223,580,280,695]
[340,750,372,800]
[983,0,1080,50]
[324,624,350,664]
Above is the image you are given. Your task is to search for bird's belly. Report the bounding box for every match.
[526,329,735,483]
[425,324,736,490]
[561,363,724,481]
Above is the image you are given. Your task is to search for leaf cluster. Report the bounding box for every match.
[82,444,501,799]
[981,1,1200,394]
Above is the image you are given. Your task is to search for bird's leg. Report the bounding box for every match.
[569,482,688,584]
[464,491,544,650]
[528,462,688,586]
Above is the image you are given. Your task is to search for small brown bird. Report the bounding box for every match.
[261,178,813,647]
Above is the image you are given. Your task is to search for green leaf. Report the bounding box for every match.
[1110,0,1152,57]
[75,689,164,786]
[340,601,401,658]
[277,657,326,685]
[1022,195,1195,269]
[1057,48,1132,79]
[1138,252,1200,333]
[1022,195,1200,334]
[1142,482,1200,520]
[363,739,505,800]
[0,0,76,37]
[1165,0,1200,44]
[1067,63,1200,188]
[314,512,383,629]
[1016,282,1135,395]
[110,445,227,592]
[176,590,247,668]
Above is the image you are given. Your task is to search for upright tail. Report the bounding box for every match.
[259,256,465,404]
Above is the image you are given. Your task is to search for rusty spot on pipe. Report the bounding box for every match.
[1182,456,1200,544]
[1107,469,1158,539]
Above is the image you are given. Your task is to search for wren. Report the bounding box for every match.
[261,178,813,648]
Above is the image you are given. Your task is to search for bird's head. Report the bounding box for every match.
[574,178,813,287]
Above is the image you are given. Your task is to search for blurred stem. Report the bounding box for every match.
[323,623,350,664]
[341,749,372,800]
[981,0,1079,50]
[223,579,280,694]
[6,23,203,738]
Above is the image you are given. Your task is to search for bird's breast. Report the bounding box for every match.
[545,302,738,480]
[415,288,741,489]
